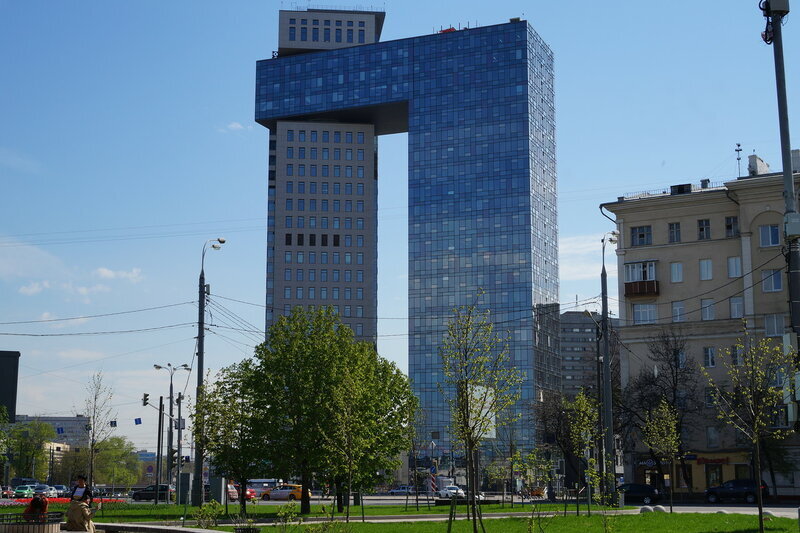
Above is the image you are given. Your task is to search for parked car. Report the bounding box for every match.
[10,478,38,489]
[52,485,70,498]
[705,479,769,504]
[262,484,310,501]
[618,483,660,505]
[32,484,56,498]
[388,485,416,496]
[14,486,34,498]
[438,485,465,499]
[1,486,13,498]
[232,484,256,500]
[131,484,175,501]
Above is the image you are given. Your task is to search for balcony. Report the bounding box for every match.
[624,280,659,297]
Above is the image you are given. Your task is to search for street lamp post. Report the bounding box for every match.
[154,363,190,489]
[192,238,225,506]
[601,231,618,500]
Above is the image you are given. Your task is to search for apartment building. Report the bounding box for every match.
[560,311,619,399]
[602,153,800,494]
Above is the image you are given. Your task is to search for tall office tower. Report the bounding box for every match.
[264,10,383,340]
[256,11,558,454]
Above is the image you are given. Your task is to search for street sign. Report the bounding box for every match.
[146,465,154,473]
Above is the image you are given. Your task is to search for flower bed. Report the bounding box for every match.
[0,499,126,507]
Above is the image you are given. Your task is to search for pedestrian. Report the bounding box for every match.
[23,494,49,522]
[65,475,95,533]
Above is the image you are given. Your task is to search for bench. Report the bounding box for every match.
[0,513,64,533]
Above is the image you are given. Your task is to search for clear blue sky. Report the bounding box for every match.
[1,0,798,450]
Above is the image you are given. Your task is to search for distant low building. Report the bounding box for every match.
[15,414,91,448]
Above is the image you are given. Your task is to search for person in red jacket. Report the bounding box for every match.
[23,494,49,522]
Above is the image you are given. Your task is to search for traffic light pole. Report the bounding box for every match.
[167,373,174,487]
[155,396,164,505]
[176,393,183,504]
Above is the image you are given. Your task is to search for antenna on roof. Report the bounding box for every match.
[736,143,742,177]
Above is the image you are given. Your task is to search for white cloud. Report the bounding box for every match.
[94,267,143,283]
[227,122,244,130]
[0,240,64,281]
[559,233,618,282]
[57,349,106,361]
[19,280,51,295]
[0,147,41,174]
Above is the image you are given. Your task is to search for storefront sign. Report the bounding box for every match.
[696,457,729,465]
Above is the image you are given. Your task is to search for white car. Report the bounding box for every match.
[438,485,465,498]
[388,485,415,495]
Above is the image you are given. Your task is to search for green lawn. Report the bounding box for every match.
[0,501,605,523]
[217,514,798,533]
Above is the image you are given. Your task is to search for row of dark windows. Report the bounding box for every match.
[285,198,365,212]
[285,164,365,178]
[283,268,365,283]
[288,26,365,44]
[286,130,365,144]
[285,233,364,247]
[286,181,364,195]
[632,216,741,246]
[282,286,365,301]
[283,250,365,265]
[286,147,365,161]
[284,216,366,230]
[288,18,365,27]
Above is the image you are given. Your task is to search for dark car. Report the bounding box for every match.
[618,483,660,504]
[705,479,768,504]
[131,484,175,501]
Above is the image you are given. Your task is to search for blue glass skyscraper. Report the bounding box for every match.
[256,10,559,453]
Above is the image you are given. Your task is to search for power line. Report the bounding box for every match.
[0,323,194,337]
[0,301,194,325]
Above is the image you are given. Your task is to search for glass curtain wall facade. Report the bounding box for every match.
[256,11,559,453]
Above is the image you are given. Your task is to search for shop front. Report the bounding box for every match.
[633,451,752,494]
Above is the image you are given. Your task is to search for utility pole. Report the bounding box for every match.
[176,392,183,504]
[193,238,225,506]
[155,396,164,505]
[761,0,800,338]
[601,233,617,501]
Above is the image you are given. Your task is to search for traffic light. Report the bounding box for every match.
[167,447,178,473]
[142,393,149,406]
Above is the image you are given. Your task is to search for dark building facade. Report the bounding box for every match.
[256,10,558,452]
[559,312,619,399]
[0,351,20,422]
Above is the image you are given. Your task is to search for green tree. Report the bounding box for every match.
[92,436,140,490]
[83,372,118,486]
[321,343,417,522]
[8,421,55,481]
[440,298,522,533]
[702,333,795,533]
[193,361,264,517]
[641,399,679,512]
[253,306,415,516]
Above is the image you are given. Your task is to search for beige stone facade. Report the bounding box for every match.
[603,167,800,495]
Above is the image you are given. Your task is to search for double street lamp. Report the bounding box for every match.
[153,363,190,486]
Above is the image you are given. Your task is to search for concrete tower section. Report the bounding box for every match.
[256,10,559,453]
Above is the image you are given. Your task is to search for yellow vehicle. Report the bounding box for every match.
[261,484,310,501]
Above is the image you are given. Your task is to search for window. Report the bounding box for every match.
[760,224,780,247]
[730,296,744,319]
[762,269,782,292]
[701,299,715,320]
[703,347,716,368]
[285,216,292,228]
[725,216,739,237]
[284,269,291,281]
[356,252,364,265]
[731,345,744,366]
[706,426,719,448]
[672,301,685,322]
[698,219,711,240]
[284,287,291,299]
[699,259,713,280]
[676,350,686,369]
[765,314,784,336]
[358,29,365,43]
[288,26,296,40]
[668,222,681,243]
[284,252,292,264]
[357,132,364,144]
[633,304,657,324]
[285,233,292,246]
[286,130,294,141]
[727,256,741,278]
[286,164,293,176]
[296,287,303,299]
[630,226,652,246]
[623,261,655,282]
[670,262,683,283]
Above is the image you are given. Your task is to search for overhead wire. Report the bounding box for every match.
[0,301,194,326]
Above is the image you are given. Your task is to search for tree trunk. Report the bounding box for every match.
[238,477,247,517]
[754,439,764,533]
[467,444,478,533]
[761,437,779,499]
[300,470,311,515]
[335,480,344,513]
